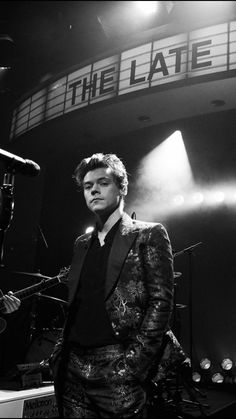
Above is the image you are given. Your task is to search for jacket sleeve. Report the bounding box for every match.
[124,223,174,381]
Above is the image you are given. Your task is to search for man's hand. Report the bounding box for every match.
[2,291,21,313]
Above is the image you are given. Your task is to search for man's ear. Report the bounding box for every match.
[121,186,128,197]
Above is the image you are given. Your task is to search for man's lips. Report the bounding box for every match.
[91,198,103,203]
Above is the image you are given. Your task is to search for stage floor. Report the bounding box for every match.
[0,382,235,418]
[151,384,236,418]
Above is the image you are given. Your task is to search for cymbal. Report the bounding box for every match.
[13,271,51,279]
[176,303,187,309]
[35,293,68,306]
[174,272,182,279]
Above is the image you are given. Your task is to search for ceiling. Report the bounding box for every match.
[0,1,234,93]
[1,1,236,143]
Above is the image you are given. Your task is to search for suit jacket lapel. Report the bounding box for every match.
[105,213,138,300]
[68,234,92,304]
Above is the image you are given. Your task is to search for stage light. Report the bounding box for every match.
[127,130,193,220]
[192,192,204,204]
[212,372,224,384]
[85,226,94,234]
[140,130,193,194]
[213,191,225,204]
[134,1,159,16]
[160,131,192,184]
[200,358,211,370]
[202,189,226,207]
[173,194,184,206]
[97,0,173,40]
[192,372,201,383]
[221,358,233,371]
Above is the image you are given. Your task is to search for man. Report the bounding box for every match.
[51,153,174,418]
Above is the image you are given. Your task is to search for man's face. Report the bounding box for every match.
[83,167,122,216]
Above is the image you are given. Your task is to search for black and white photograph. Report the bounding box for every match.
[0,1,236,418]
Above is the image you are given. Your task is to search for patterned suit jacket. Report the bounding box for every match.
[53,212,174,382]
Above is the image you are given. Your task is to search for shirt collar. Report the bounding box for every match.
[104,217,121,244]
[93,208,123,240]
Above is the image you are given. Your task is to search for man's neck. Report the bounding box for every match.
[95,207,123,246]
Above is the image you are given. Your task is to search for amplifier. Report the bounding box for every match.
[0,362,50,391]
[0,385,57,418]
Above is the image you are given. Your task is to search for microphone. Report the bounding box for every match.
[0,148,40,177]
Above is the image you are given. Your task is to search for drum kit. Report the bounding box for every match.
[9,268,185,366]
[148,242,208,417]
[13,266,188,364]
[11,242,202,371]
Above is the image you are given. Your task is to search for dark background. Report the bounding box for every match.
[0,1,235,381]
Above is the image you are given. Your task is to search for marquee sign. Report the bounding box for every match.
[10,21,236,139]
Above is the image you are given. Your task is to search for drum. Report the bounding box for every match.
[33,294,67,332]
[25,328,62,363]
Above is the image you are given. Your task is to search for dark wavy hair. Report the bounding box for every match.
[73,153,128,195]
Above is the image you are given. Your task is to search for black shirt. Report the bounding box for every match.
[68,219,121,347]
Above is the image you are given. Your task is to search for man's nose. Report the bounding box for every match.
[91,184,100,194]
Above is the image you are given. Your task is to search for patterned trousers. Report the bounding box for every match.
[55,343,147,418]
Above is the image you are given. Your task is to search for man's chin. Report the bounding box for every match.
[91,205,117,217]
[90,203,105,212]
[90,207,106,216]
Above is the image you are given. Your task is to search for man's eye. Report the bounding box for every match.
[84,185,92,190]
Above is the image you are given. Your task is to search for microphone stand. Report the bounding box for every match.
[25,225,49,354]
[0,170,15,267]
[172,242,209,416]
[174,241,202,372]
